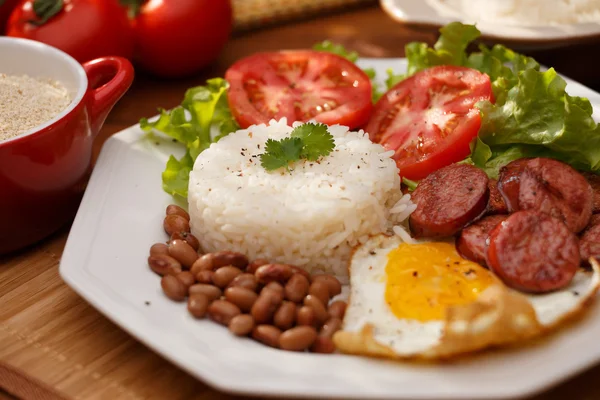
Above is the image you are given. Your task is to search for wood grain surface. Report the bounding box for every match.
[2,5,600,400]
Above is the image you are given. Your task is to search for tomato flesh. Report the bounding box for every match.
[225,51,373,129]
[366,66,493,180]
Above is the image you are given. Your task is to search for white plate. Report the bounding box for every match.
[60,58,600,400]
[381,0,600,48]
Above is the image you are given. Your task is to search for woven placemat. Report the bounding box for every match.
[232,0,377,30]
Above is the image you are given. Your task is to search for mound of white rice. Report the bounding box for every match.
[188,118,416,281]
[431,0,600,26]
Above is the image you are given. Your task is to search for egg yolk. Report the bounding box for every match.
[384,242,494,322]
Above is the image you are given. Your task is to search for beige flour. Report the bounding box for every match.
[0,73,71,142]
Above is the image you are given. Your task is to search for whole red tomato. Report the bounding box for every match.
[1,0,21,33]
[130,0,233,77]
[6,0,134,63]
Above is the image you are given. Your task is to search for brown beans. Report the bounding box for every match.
[279,326,317,351]
[207,300,241,326]
[168,239,198,268]
[310,337,336,354]
[161,275,187,301]
[251,288,283,323]
[164,215,190,236]
[225,287,258,312]
[166,204,190,221]
[289,266,311,281]
[149,243,169,256]
[328,301,347,320]
[229,314,255,336]
[148,254,182,276]
[255,264,293,284]
[263,282,284,301]
[228,273,258,292]
[273,301,296,330]
[304,295,329,324]
[176,271,195,289]
[212,266,243,288]
[196,270,214,284]
[320,318,342,339]
[191,251,249,274]
[308,280,330,305]
[246,258,269,274]
[187,294,209,318]
[284,274,309,303]
[312,274,342,297]
[296,306,317,327]
[252,325,281,348]
[189,284,222,301]
[170,231,200,252]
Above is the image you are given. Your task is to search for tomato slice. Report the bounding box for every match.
[225,50,373,129]
[366,66,493,181]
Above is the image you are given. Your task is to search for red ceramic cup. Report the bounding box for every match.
[0,37,134,255]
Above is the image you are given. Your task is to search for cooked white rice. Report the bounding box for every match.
[187,118,416,281]
[430,0,600,25]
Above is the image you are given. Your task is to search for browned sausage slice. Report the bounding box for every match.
[582,172,600,214]
[409,164,489,238]
[456,215,507,267]
[518,158,593,233]
[497,158,530,213]
[580,214,600,265]
[487,210,579,293]
[487,179,508,215]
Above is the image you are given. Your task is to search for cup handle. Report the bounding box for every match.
[82,56,135,137]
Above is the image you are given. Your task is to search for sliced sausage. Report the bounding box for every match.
[497,158,530,213]
[580,214,600,265]
[486,179,508,215]
[582,172,600,214]
[487,210,579,293]
[456,215,507,267]
[517,158,592,233]
[409,164,489,238]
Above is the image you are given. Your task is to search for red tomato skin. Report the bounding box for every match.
[225,50,373,129]
[132,0,233,78]
[366,66,493,181]
[6,0,134,63]
[0,0,21,33]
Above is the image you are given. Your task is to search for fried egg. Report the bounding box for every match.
[333,235,600,360]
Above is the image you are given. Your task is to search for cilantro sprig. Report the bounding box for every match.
[260,123,335,171]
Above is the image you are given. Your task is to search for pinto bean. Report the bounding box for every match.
[310,337,336,354]
[308,280,330,305]
[187,294,209,318]
[279,326,318,351]
[225,287,258,312]
[328,301,347,320]
[163,215,190,236]
[273,301,296,330]
[255,264,294,284]
[161,275,186,301]
[311,274,342,297]
[284,274,310,303]
[207,300,241,326]
[175,271,195,289]
[188,284,222,301]
[148,254,182,276]
[166,204,190,221]
[296,306,317,327]
[319,318,342,338]
[149,243,169,256]
[212,266,243,288]
[251,288,283,323]
[168,239,198,268]
[170,231,200,252]
[246,258,269,274]
[227,273,258,292]
[195,270,214,284]
[190,251,249,274]
[229,314,255,336]
[304,295,329,325]
[252,325,281,348]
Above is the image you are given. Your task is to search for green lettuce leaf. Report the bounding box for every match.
[141,78,239,198]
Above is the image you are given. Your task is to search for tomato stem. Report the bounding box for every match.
[119,0,145,18]
[29,0,63,26]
